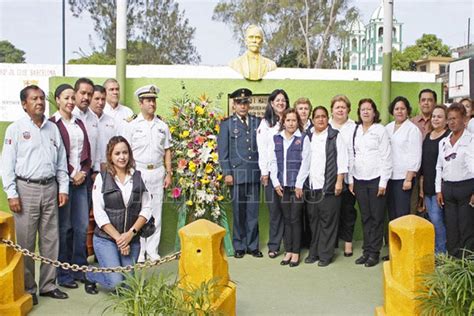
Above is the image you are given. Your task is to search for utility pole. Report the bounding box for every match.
[381,0,393,123]
[116,0,127,102]
[62,0,66,76]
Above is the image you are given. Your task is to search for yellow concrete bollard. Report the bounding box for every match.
[0,212,33,316]
[179,219,236,315]
[375,215,435,316]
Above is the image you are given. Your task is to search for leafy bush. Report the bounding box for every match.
[105,271,224,316]
[417,251,474,316]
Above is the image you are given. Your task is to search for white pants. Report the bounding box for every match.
[138,166,164,261]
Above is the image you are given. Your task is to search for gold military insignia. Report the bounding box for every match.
[150,86,156,94]
[125,114,137,122]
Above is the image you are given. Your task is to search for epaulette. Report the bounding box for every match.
[156,114,163,121]
[125,114,137,122]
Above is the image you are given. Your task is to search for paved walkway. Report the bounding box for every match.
[29,241,385,315]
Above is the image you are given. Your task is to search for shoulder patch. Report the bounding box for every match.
[125,114,137,123]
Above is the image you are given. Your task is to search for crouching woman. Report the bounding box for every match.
[84,136,152,294]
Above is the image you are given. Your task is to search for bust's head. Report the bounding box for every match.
[245,25,264,54]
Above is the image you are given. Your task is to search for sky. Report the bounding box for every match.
[0,0,472,66]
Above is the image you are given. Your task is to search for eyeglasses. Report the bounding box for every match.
[444,152,457,161]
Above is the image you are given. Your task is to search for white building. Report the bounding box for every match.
[343,1,403,71]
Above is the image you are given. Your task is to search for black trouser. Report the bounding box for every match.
[301,200,312,248]
[442,179,474,258]
[354,177,386,259]
[230,182,260,252]
[307,190,341,261]
[265,182,284,252]
[338,189,357,243]
[387,179,413,220]
[280,188,303,253]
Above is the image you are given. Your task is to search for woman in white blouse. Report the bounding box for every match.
[85,136,152,292]
[460,97,474,133]
[436,103,474,258]
[51,84,92,289]
[329,95,357,257]
[385,96,422,224]
[257,89,290,259]
[349,99,392,267]
[269,108,310,267]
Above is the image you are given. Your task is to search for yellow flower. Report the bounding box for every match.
[216,174,223,181]
[210,152,218,162]
[186,200,193,206]
[200,178,210,185]
[217,195,224,201]
[198,93,208,103]
[170,126,176,134]
[188,161,197,172]
[180,130,190,138]
[195,105,205,116]
[207,140,215,149]
[214,124,220,133]
[205,164,213,174]
[179,177,186,186]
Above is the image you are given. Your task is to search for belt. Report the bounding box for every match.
[17,176,55,185]
[136,162,164,170]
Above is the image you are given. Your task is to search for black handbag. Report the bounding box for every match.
[140,216,156,238]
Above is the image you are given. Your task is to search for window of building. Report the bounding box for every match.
[352,38,357,51]
[455,70,464,87]
[378,27,383,41]
[439,64,446,74]
[392,27,397,41]
[420,65,427,72]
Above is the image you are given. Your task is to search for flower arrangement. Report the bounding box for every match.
[168,92,226,223]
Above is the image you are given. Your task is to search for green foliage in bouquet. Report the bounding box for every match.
[167,91,227,223]
[416,251,474,316]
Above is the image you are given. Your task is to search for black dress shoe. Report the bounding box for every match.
[59,281,78,289]
[84,279,98,295]
[280,259,291,265]
[318,259,331,267]
[39,288,68,299]
[344,252,353,257]
[31,294,38,305]
[268,251,278,259]
[382,255,390,261]
[355,255,369,265]
[289,260,300,267]
[365,257,379,267]
[304,256,319,264]
[234,250,245,258]
[248,250,263,258]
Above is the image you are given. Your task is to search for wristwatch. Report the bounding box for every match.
[129,227,138,236]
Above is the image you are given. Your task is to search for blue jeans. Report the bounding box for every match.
[57,183,89,283]
[86,235,140,290]
[425,195,447,253]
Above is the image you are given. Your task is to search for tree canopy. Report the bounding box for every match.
[212,0,358,68]
[0,40,26,63]
[68,0,201,64]
[392,34,451,71]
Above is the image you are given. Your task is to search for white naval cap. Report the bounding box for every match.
[135,84,159,98]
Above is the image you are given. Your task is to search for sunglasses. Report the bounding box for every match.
[444,152,457,161]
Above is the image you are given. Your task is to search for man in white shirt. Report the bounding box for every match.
[123,84,173,261]
[2,85,69,304]
[72,78,100,174]
[103,78,134,133]
[89,85,117,171]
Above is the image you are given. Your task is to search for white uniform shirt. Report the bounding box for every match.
[308,127,349,190]
[53,112,84,178]
[467,118,474,134]
[330,118,356,184]
[92,112,117,166]
[349,123,392,188]
[73,107,100,172]
[1,116,69,198]
[256,119,280,176]
[385,119,422,180]
[104,102,133,134]
[123,113,172,166]
[435,130,474,192]
[269,130,311,188]
[92,171,152,228]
